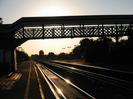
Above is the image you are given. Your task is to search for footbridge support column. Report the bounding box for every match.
[0,48,17,73]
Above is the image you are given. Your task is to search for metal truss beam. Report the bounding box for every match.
[1,15,133,47]
[14,24,133,40]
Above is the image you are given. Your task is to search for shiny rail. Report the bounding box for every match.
[35,62,95,99]
[43,61,133,91]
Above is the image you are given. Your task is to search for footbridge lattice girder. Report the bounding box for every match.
[14,24,133,40]
[0,15,133,47]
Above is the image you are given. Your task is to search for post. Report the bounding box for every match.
[0,49,17,73]
[12,49,17,71]
[115,24,119,43]
[115,36,119,44]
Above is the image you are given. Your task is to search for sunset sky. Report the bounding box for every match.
[0,0,133,56]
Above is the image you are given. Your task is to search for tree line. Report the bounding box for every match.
[31,36,133,66]
[71,37,133,65]
[29,35,133,71]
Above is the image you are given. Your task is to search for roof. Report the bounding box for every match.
[13,15,133,26]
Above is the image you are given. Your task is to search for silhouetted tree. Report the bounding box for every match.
[72,45,82,58]
[79,38,93,59]
[57,53,71,59]
[70,36,133,70]
[47,52,56,59]
[30,54,39,60]
[38,50,45,60]
[39,50,44,56]
[96,37,113,61]
[71,37,114,63]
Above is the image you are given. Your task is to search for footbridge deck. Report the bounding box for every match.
[0,15,133,47]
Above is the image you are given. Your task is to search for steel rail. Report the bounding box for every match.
[37,62,95,99]
[36,64,66,99]
[52,61,133,75]
[44,61,133,91]
[36,62,95,99]
[34,65,45,99]
[51,61,133,82]
[43,64,96,99]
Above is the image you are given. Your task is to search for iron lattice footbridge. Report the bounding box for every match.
[0,15,133,48]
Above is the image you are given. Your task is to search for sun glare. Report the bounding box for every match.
[38,6,67,16]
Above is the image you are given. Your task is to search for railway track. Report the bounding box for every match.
[36,60,133,99]
[1,60,133,98]
[0,60,95,99]
[35,62,95,99]
[51,61,133,82]
[49,61,133,90]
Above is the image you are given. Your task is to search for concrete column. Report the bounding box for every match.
[0,49,17,72]
[8,49,17,72]
[12,49,17,71]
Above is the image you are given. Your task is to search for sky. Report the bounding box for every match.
[0,0,133,56]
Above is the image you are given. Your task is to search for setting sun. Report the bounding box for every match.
[38,5,68,16]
